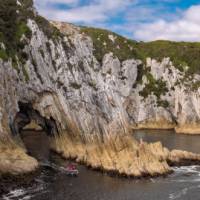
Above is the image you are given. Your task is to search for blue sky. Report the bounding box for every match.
[34,0,200,41]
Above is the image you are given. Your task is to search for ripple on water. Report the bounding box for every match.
[170,165,200,182]
[169,184,200,200]
[2,181,47,200]
[2,189,31,200]
[168,166,200,199]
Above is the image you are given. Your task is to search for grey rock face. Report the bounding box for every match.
[0,19,139,140]
[1,18,200,141]
[129,57,200,133]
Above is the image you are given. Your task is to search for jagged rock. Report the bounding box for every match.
[0,138,38,175]
[169,150,200,165]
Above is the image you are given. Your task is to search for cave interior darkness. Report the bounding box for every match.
[12,101,58,137]
[10,102,59,161]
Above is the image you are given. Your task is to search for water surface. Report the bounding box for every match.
[134,129,200,153]
[2,130,200,200]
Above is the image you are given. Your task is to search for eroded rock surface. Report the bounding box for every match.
[0,137,38,175]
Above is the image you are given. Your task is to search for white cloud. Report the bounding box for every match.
[34,0,132,24]
[33,0,200,42]
[134,5,200,41]
[34,0,79,7]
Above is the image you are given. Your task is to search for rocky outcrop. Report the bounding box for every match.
[1,0,200,177]
[0,137,38,175]
[169,150,200,164]
[51,135,200,177]
[50,135,171,177]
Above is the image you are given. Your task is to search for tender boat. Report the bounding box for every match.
[65,164,79,176]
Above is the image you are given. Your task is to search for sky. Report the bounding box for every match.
[33,0,200,41]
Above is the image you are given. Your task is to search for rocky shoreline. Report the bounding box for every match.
[2,134,200,182]
[134,125,200,135]
[2,125,200,180]
[50,134,200,178]
[0,137,38,176]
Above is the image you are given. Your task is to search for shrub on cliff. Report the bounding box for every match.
[81,27,200,76]
[138,40,200,75]
[81,27,141,63]
[0,0,32,62]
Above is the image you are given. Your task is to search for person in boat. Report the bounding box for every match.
[65,163,79,176]
[67,163,76,171]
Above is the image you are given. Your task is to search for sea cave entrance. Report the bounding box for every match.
[11,102,59,162]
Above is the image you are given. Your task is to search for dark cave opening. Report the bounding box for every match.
[11,101,58,137]
[10,101,59,161]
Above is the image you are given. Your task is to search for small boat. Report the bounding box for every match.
[65,164,79,176]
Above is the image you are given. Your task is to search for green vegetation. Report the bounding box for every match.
[16,22,32,41]
[39,48,45,58]
[19,0,33,8]
[80,27,200,98]
[0,0,33,80]
[139,72,168,99]
[22,65,29,82]
[35,16,63,41]
[88,80,97,91]
[138,41,200,75]
[80,27,140,63]
[81,27,200,76]
[0,49,8,60]
[138,71,169,107]
[0,0,33,53]
[191,81,200,91]
[157,100,170,108]
[70,82,82,89]
[0,0,62,80]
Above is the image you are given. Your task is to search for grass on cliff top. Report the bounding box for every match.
[139,40,200,74]
[81,27,200,75]
[0,0,36,82]
[80,27,141,63]
[0,0,62,60]
[0,0,32,59]
[0,0,66,84]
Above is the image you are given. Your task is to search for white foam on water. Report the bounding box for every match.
[40,161,62,171]
[173,165,200,173]
[2,182,47,200]
[21,196,32,200]
[169,187,188,200]
[173,166,200,176]
[169,184,200,199]
[150,178,156,183]
[40,161,74,174]
[2,189,31,200]
[170,165,200,183]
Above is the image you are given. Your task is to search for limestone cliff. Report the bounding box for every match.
[1,0,200,176]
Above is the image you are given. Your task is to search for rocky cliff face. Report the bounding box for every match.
[1,0,200,176]
[128,57,200,133]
